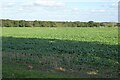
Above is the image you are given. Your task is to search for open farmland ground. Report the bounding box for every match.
[2,27,119,78]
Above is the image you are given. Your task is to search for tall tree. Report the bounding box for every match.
[19,20,25,27]
[88,21,94,27]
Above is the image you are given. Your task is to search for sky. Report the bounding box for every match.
[0,0,119,22]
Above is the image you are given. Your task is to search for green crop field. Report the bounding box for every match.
[1,27,119,78]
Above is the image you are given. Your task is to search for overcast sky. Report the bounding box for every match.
[0,0,119,22]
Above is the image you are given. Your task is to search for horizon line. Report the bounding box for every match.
[0,19,118,23]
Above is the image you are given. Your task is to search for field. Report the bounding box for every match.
[2,27,119,78]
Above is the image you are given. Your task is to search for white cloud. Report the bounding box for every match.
[73,8,79,11]
[111,3,118,8]
[91,9,106,12]
[18,8,24,11]
[33,0,65,8]
[58,0,119,2]
[4,2,16,7]
[7,2,15,5]
[2,2,16,8]
[71,8,81,14]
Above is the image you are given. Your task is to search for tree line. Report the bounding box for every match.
[1,19,118,27]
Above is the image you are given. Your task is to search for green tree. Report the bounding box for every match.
[2,19,13,27]
[13,21,19,27]
[25,21,33,27]
[19,20,25,27]
[88,21,94,27]
[94,22,100,27]
[33,20,40,27]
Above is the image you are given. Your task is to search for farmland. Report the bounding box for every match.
[2,27,119,78]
